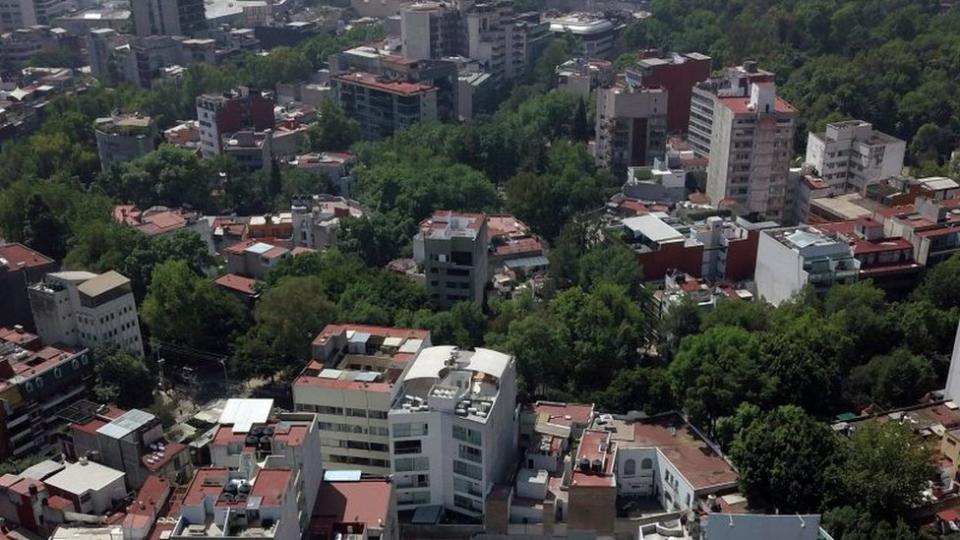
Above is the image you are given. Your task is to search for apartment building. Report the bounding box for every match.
[688,61,776,158]
[555,58,614,99]
[332,71,438,140]
[28,270,144,357]
[413,210,489,309]
[196,87,275,159]
[290,194,364,251]
[70,407,191,489]
[755,225,860,305]
[388,346,517,517]
[94,113,158,170]
[805,119,906,194]
[625,51,712,132]
[400,2,461,60]
[0,243,56,332]
[293,324,431,475]
[705,81,797,223]
[0,0,69,31]
[593,81,668,180]
[131,0,205,36]
[0,339,94,460]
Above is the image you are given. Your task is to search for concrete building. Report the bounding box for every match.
[0,0,69,31]
[413,210,488,309]
[400,2,461,60]
[0,25,73,64]
[94,113,158,170]
[293,324,431,475]
[755,225,860,306]
[289,152,356,197]
[705,81,797,223]
[805,119,906,194]
[0,341,94,460]
[132,0,206,36]
[546,12,616,57]
[86,28,119,81]
[461,2,548,84]
[555,57,614,99]
[196,87,275,160]
[625,51,712,132]
[332,71,438,140]
[44,460,126,515]
[388,346,517,517]
[593,80,668,180]
[224,239,290,279]
[688,61,777,159]
[0,243,56,332]
[70,408,191,489]
[308,475,398,540]
[290,194,364,251]
[0,472,50,533]
[28,270,144,357]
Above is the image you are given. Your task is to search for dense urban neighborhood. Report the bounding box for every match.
[2,0,960,539]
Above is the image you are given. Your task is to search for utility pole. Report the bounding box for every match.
[219,358,229,391]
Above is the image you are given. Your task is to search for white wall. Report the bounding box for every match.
[754,233,804,306]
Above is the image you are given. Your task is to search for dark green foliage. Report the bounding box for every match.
[94,350,156,409]
[305,101,361,151]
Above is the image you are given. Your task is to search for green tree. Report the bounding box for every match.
[658,296,702,360]
[572,97,588,142]
[669,326,773,434]
[594,367,674,415]
[497,313,569,399]
[844,348,936,409]
[234,276,338,377]
[98,145,215,210]
[141,260,247,354]
[830,422,936,519]
[714,402,762,451]
[576,241,643,298]
[306,101,361,151]
[730,405,839,513]
[23,193,69,260]
[94,350,156,409]
[914,253,960,310]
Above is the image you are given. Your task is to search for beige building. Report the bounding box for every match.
[293,324,431,476]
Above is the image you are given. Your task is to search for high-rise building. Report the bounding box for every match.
[593,81,668,180]
[195,87,275,159]
[805,119,906,194]
[28,270,144,357]
[388,346,517,517]
[400,2,461,60]
[705,81,797,222]
[86,28,118,81]
[94,113,158,170]
[413,210,488,309]
[625,51,712,133]
[688,61,776,158]
[545,12,616,57]
[331,72,438,140]
[0,243,56,331]
[293,324,431,476]
[131,0,205,37]
[0,0,69,31]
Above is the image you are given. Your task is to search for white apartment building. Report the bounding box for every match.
[388,346,517,517]
[546,13,616,57]
[805,120,906,194]
[293,324,431,476]
[206,399,323,518]
[755,226,860,306]
[705,81,797,223]
[28,271,144,357]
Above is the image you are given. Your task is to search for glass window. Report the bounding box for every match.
[453,459,482,480]
[623,459,636,476]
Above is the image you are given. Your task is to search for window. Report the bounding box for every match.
[315,406,344,416]
[454,477,483,497]
[368,410,388,420]
[458,444,482,463]
[400,491,430,505]
[453,459,482,480]
[394,456,429,472]
[394,440,422,455]
[623,459,636,476]
[641,458,653,469]
[346,408,367,418]
[393,423,428,438]
[453,425,481,445]
[454,494,483,512]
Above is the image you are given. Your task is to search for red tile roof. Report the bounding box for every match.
[334,71,436,96]
[0,243,54,269]
[628,414,738,491]
[214,274,258,297]
[309,480,392,537]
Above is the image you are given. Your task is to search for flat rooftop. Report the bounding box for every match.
[308,479,392,538]
[419,210,485,240]
[607,412,739,491]
[334,71,436,96]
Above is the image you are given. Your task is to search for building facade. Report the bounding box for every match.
[332,71,438,140]
[94,114,158,170]
[400,2,461,60]
[131,0,205,36]
[28,270,144,357]
[594,82,668,180]
[293,324,431,476]
[0,243,56,332]
[755,226,860,305]
[625,51,712,133]
[413,210,488,309]
[805,119,906,194]
[196,87,275,160]
[705,81,797,222]
[388,346,517,517]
